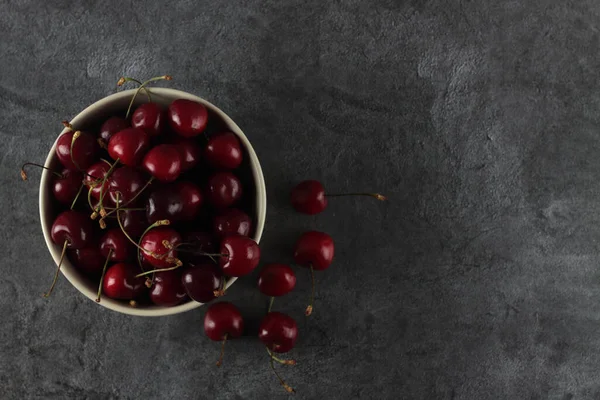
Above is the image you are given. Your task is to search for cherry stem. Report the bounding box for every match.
[70,183,85,210]
[306,265,315,316]
[174,248,227,257]
[96,158,120,214]
[117,77,152,102]
[269,351,295,393]
[268,296,274,313]
[325,192,387,201]
[20,163,63,181]
[69,131,83,171]
[216,334,228,367]
[213,276,227,297]
[43,240,69,297]
[96,249,112,302]
[266,348,296,365]
[103,177,154,219]
[125,75,173,119]
[135,263,182,278]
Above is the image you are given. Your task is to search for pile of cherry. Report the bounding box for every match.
[21,76,386,393]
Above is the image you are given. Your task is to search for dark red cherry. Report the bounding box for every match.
[102,263,146,300]
[167,99,208,138]
[84,161,112,201]
[204,302,244,341]
[100,228,133,262]
[257,264,296,297]
[179,231,217,264]
[140,228,181,268]
[146,186,183,224]
[219,235,260,277]
[293,231,334,271]
[69,247,105,275]
[259,312,298,353]
[290,180,326,215]
[56,130,99,171]
[182,263,222,303]
[131,103,164,137]
[213,208,252,238]
[100,116,129,143]
[206,172,242,209]
[52,168,83,205]
[118,209,147,238]
[142,144,181,182]
[108,166,147,206]
[150,270,187,306]
[170,136,201,172]
[205,132,243,170]
[51,210,94,249]
[107,127,149,166]
[175,181,202,220]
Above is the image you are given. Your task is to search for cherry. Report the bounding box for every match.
[213,208,252,238]
[131,102,164,137]
[182,263,222,303]
[142,144,181,182]
[69,247,105,275]
[118,209,147,238]
[108,166,149,206]
[169,136,201,172]
[99,116,129,144]
[175,181,202,220]
[258,264,296,297]
[108,127,149,166]
[179,231,216,264]
[146,186,183,224]
[56,130,99,171]
[100,228,133,262]
[52,168,83,206]
[149,270,187,306]
[219,234,260,277]
[102,263,146,300]
[259,312,298,353]
[46,210,95,297]
[290,180,386,215]
[204,302,244,366]
[206,172,243,209]
[293,231,335,316]
[167,99,208,138]
[84,161,111,201]
[204,132,243,170]
[140,227,181,268]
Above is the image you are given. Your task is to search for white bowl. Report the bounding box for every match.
[39,88,267,317]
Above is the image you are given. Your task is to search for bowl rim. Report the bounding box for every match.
[39,87,267,317]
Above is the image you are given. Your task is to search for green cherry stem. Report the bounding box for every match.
[70,183,85,210]
[43,240,69,298]
[266,347,296,365]
[96,249,112,302]
[20,163,62,181]
[268,296,275,313]
[269,351,295,393]
[325,192,387,201]
[125,75,172,118]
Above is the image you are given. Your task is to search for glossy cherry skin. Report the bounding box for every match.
[56,130,99,171]
[131,103,164,137]
[108,127,150,166]
[213,208,251,238]
[290,180,326,215]
[146,187,183,224]
[219,235,260,277]
[175,181,202,220]
[293,231,334,271]
[140,228,181,268]
[170,136,201,172]
[142,144,181,182]
[108,166,147,206]
[69,247,105,275]
[179,231,217,264]
[102,263,146,300]
[257,264,296,297]
[167,99,208,138]
[100,228,133,262]
[85,161,112,201]
[51,210,94,249]
[206,172,243,209]
[204,302,244,341]
[258,312,298,353]
[182,263,222,303]
[205,132,243,170]
[150,270,187,306]
[53,169,83,205]
[100,116,129,143]
[118,209,147,238]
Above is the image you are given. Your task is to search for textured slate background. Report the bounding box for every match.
[1,0,600,399]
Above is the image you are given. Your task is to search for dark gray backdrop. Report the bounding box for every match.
[1,0,599,399]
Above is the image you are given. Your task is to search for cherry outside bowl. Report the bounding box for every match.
[39,88,266,317]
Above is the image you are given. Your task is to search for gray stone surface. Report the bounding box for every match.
[1,0,599,398]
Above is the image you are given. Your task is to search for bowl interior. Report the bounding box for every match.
[39,88,266,316]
